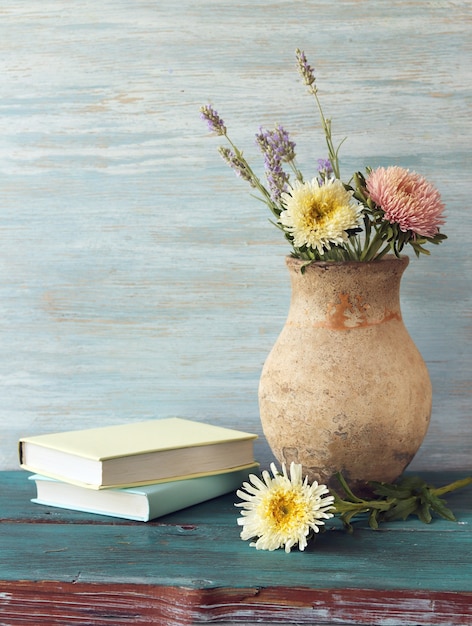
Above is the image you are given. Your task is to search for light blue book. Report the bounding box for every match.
[29,463,258,521]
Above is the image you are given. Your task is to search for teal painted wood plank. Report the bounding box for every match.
[1,472,472,593]
[2,519,472,592]
[0,0,470,489]
[2,470,472,624]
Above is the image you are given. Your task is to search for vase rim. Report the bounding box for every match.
[285,254,409,269]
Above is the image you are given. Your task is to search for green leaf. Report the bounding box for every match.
[339,509,365,533]
[417,500,433,524]
[368,509,379,530]
[396,475,428,491]
[371,481,414,500]
[382,496,418,522]
[427,494,457,522]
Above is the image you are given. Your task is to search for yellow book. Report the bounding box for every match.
[19,418,257,489]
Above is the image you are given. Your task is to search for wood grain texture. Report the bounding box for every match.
[1,470,472,625]
[0,1,470,487]
[1,583,471,626]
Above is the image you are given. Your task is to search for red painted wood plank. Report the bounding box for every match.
[1,581,471,626]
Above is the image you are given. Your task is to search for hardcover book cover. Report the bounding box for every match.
[19,418,257,489]
[29,464,259,521]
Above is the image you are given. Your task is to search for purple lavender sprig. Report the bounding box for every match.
[295,49,342,179]
[218,146,256,187]
[256,125,304,200]
[201,104,281,217]
[295,48,316,89]
[317,158,334,185]
[263,153,290,201]
[200,104,227,136]
[255,125,296,163]
[256,126,293,200]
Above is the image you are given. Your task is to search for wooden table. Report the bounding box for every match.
[1,470,471,625]
[1,3,471,624]
[1,0,471,481]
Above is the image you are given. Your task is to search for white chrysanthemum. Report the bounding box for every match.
[235,462,335,553]
[279,178,361,253]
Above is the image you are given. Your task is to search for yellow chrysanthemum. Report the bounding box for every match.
[235,462,335,553]
[279,178,361,253]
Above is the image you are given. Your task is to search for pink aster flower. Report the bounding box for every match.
[366,166,445,238]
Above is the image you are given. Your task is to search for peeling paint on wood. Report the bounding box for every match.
[1,582,472,626]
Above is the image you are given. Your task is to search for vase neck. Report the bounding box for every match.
[285,256,408,331]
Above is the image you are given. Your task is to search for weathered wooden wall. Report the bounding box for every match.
[1,0,471,473]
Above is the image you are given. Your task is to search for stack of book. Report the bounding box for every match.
[18,417,258,522]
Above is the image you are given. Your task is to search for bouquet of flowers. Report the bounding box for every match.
[200,49,446,264]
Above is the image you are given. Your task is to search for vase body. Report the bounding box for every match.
[258,255,432,492]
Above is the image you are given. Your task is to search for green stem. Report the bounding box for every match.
[344,235,362,260]
[288,159,304,183]
[372,244,393,260]
[433,476,472,497]
[225,135,281,218]
[335,472,364,502]
[360,230,388,261]
[309,86,341,179]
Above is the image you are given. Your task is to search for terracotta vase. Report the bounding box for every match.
[258,255,432,492]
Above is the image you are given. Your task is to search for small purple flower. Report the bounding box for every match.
[264,155,290,200]
[256,125,296,163]
[295,49,316,87]
[317,158,334,185]
[218,146,256,187]
[200,104,226,136]
[256,125,295,200]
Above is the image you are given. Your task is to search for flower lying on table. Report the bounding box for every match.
[200,49,446,264]
[235,462,335,553]
[235,462,472,552]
